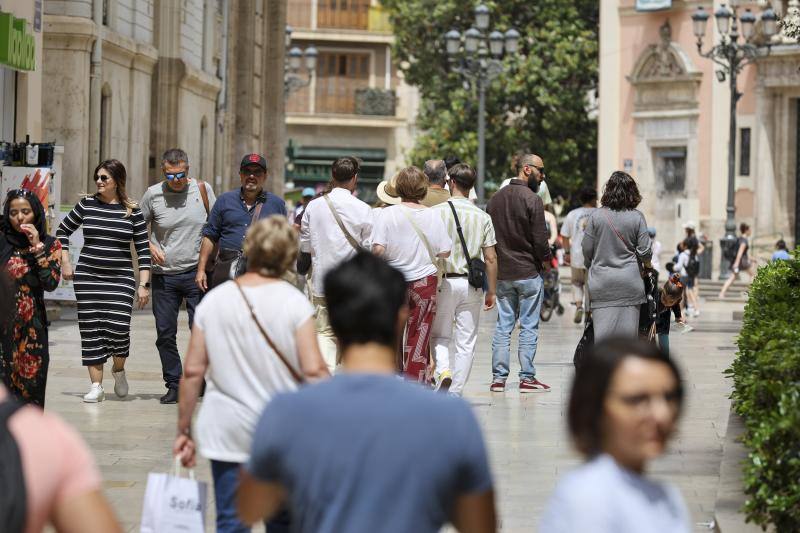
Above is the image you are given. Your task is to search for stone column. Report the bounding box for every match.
[42,15,96,204]
[262,0,287,197]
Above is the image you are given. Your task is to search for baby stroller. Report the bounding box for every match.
[540,251,564,322]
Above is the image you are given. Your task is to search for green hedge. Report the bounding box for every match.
[728,248,800,530]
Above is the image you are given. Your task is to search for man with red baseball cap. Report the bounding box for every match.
[197,153,287,290]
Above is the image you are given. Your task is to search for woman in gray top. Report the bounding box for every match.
[582,171,652,341]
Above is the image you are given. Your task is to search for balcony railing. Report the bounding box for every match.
[287,0,392,32]
[354,88,396,116]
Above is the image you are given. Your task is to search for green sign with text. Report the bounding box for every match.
[0,11,35,71]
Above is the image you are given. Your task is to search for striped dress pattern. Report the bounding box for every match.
[56,197,151,365]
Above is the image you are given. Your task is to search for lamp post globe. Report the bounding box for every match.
[474,4,490,31]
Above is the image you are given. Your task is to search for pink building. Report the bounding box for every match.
[599,0,798,274]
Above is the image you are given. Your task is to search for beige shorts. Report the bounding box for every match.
[570,267,587,286]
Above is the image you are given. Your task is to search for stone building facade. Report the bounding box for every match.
[42,0,287,203]
[598,0,799,273]
[285,0,419,202]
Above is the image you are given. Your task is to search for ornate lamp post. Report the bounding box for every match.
[691,4,777,277]
[284,25,318,97]
[444,5,519,204]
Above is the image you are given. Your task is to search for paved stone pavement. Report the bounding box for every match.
[42,288,744,532]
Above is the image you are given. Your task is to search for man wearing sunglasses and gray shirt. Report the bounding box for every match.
[140,148,216,404]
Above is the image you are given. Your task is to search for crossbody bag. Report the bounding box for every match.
[227,202,263,280]
[399,206,443,284]
[234,280,305,384]
[447,200,486,289]
[323,194,363,252]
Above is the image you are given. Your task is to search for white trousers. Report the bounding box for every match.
[430,277,483,395]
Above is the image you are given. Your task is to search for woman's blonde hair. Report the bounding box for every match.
[395,166,429,201]
[243,216,298,278]
[93,159,138,217]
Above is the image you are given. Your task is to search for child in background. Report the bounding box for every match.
[648,227,662,274]
[653,274,687,357]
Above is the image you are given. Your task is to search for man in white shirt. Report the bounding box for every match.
[560,187,597,324]
[300,156,373,371]
[430,164,498,394]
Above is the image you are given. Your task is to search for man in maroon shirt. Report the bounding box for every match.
[486,154,552,393]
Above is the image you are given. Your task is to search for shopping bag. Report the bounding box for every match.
[140,458,207,533]
[573,317,594,370]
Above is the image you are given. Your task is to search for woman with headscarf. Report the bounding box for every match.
[0,189,62,406]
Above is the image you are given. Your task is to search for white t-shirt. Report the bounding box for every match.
[371,204,452,281]
[560,206,595,269]
[193,279,314,463]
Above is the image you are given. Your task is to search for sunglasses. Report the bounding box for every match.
[165,171,187,181]
[95,174,112,183]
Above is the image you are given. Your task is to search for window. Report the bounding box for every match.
[199,117,208,179]
[654,147,686,192]
[740,127,751,176]
[318,0,370,30]
[102,0,110,26]
[315,52,370,114]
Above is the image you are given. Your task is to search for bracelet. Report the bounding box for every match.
[29,243,44,255]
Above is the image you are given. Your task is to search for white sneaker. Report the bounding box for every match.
[83,383,105,403]
[112,369,129,398]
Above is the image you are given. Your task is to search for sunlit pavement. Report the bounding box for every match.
[44,288,744,532]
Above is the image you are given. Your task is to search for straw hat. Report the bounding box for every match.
[376,173,401,205]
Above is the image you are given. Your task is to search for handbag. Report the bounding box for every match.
[197,180,217,277]
[447,200,486,289]
[399,206,443,284]
[323,194,363,251]
[600,209,658,340]
[140,458,207,533]
[573,316,594,369]
[227,202,264,280]
[234,280,306,384]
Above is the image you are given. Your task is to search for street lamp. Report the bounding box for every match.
[284,25,318,97]
[691,4,777,278]
[444,4,519,204]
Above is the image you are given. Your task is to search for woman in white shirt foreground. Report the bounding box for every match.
[174,216,329,533]
[540,337,689,533]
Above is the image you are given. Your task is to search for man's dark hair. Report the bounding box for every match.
[740,222,750,234]
[568,337,684,458]
[448,163,476,192]
[776,239,787,250]
[578,187,598,206]
[324,252,407,349]
[331,156,360,182]
[443,156,461,170]
[600,171,642,210]
[162,148,188,167]
[423,160,447,186]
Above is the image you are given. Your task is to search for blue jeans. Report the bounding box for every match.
[492,276,544,380]
[210,460,291,533]
[658,333,670,358]
[151,270,202,389]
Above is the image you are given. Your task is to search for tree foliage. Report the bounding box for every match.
[381,0,599,201]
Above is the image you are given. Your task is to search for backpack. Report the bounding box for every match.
[0,397,26,533]
[687,254,700,277]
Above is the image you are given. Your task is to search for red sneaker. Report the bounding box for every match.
[489,379,506,392]
[520,378,551,393]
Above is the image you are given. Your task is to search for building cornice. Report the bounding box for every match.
[290,29,393,45]
[287,113,405,128]
[618,0,711,17]
[43,14,96,52]
[179,63,222,100]
[102,29,158,72]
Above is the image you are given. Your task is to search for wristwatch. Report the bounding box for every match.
[139,282,151,289]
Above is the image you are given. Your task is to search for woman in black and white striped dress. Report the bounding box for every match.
[57,159,151,403]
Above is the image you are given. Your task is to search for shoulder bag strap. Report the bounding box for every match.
[601,208,640,261]
[197,180,210,217]
[447,201,473,272]
[234,280,305,384]
[251,202,263,225]
[323,194,362,251]
[400,206,438,266]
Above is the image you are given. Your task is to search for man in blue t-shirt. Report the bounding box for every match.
[238,252,496,533]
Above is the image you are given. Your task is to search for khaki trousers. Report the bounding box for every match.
[311,295,338,372]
